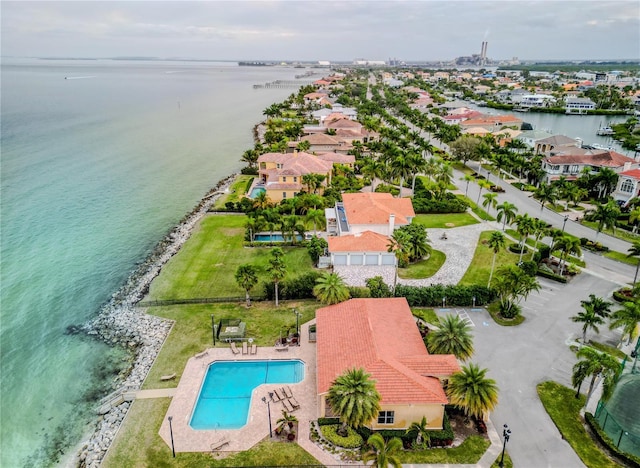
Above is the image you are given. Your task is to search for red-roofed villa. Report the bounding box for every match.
[316,298,460,430]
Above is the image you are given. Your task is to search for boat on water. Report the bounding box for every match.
[596,126,615,136]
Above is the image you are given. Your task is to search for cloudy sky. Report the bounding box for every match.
[2,1,638,62]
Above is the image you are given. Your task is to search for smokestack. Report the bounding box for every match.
[388,214,395,235]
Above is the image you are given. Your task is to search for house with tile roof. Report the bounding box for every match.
[541,148,638,183]
[612,169,640,206]
[327,231,396,266]
[459,115,523,132]
[316,298,460,430]
[288,133,352,154]
[534,135,580,154]
[256,152,334,202]
[327,192,415,236]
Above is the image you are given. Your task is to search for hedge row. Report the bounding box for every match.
[585,412,640,468]
[320,425,364,449]
[394,284,496,307]
[262,271,322,300]
[412,197,469,214]
[536,269,568,283]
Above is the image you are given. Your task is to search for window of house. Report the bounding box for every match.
[620,179,635,193]
[282,192,287,199]
[293,177,297,182]
[283,176,287,182]
[377,411,395,424]
[570,165,579,173]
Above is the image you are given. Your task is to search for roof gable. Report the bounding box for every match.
[342,192,415,225]
[328,231,390,252]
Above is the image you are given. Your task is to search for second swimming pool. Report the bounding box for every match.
[189,359,305,430]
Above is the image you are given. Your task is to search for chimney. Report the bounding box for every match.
[388,214,395,234]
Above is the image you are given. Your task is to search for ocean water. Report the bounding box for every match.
[0,58,299,467]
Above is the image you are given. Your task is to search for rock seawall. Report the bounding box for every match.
[75,174,236,468]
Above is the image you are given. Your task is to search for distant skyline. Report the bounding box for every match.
[2,1,639,62]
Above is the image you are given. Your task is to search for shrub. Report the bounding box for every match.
[429,412,455,446]
[319,425,364,449]
[536,268,568,283]
[412,196,469,214]
[262,271,322,300]
[499,300,521,319]
[613,288,633,302]
[366,276,393,298]
[240,166,259,175]
[394,284,496,307]
[508,243,528,254]
[375,184,400,196]
[348,286,371,298]
[317,417,340,426]
[519,260,538,277]
[536,245,551,261]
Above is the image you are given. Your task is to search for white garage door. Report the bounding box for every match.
[333,254,347,265]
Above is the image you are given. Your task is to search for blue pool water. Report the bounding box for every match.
[254,233,304,242]
[248,187,265,198]
[190,359,304,430]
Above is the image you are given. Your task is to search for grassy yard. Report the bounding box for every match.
[581,220,640,243]
[604,249,639,266]
[412,307,439,325]
[147,214,313,300]
[212,175,254,209]
[458,231,521,286]
[102,398,320,468]
[537,381,620,468]
[413,213,479,229]
[398,435,490,464]
[586,341,628,361]
[142,300,318,389]
[398,250,446,279]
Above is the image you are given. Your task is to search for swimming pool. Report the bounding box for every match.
[248,187,266,199]
[254,233,303,242]
[189,359,305,430]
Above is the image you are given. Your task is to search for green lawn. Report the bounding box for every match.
[398,250,446,279]
[142,301,318,388]
[398,435,490,464]
[604,250,639,266]
[147,214,313,300]
[581,220,640,243]
[412,307,439,325]
[458,231,521,286]
[413,213,479,229]
[586,341,628,361]
[212,175,254,209]
[102,398,320,468]
[537,381,620,468]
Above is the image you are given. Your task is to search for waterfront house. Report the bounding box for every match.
[516,129,554,149]
[612,169,640,206]
[316,298,460,430]
[534,134,580,154]
[327,231,396,266]
[565,97,596,114]
[541,148,638,183]
[326,192,415,237]
[459,114,523,132]
[256,152,334,202]
[288,133,352,154]
[315,152,355,170]
[518,94,557,109]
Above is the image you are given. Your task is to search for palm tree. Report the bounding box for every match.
[533,184,557,212]
[514,213,535,263]
[313,272,350,305]
[627,241,640,284]
[629,208,640,234]
[361,158,386,192]
[406,415,430,448]
[275,410,298,434]
[447,363,499,420]
[496,201,518,232]
[326,368,381,436]
[462,174,475,196]
[487,231,506,288]
[476,180,492,206]
[553,235,581,276]
[571,303,606,345]
[482,192,498,217]
[580,294,612,319]
[572,347,620,409]
[595,167,619,198]
[305,209,324,236]
[234,264,259,307]
[362,433,403,468]
[267,247,287,306]
[592,200,621,239]
[530,218,549,261]
[253,191,272,210]
[426,314,474,361]
[609,301,640,345]
[390,153,413,198]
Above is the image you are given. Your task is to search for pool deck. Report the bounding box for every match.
[158,319,337,465]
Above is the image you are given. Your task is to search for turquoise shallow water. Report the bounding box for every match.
[0,58,297,466]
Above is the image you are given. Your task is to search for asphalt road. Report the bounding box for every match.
[436,273,622,468]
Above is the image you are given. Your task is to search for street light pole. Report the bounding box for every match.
[561,215,569,234]
[498,424,511,468]
[262,394,273,438]
[168,416,176,457]
[211,314,216,346]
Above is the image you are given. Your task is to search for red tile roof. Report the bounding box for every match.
[619,169,640,180]
[544,149,636,168]
[316,298,460,404]
[342,193,415,226]
[460,115,523,127]
[316,152,356,164]
[258,152,334,176]
[328,231,391,253]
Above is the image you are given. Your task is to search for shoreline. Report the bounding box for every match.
[74,172,238,468]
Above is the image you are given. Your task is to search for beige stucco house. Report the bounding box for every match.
[316,298,460,430]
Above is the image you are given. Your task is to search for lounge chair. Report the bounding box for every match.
[282,399,295,412]
[273,387,286,402]
[271,390,283,402]
[230,342,240,355]
[288,397,300,409]
[250,343,257,355]
[283,385,293,398]
[242,342,248,355]
[160,372,176,381]
[211,435,230,451]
